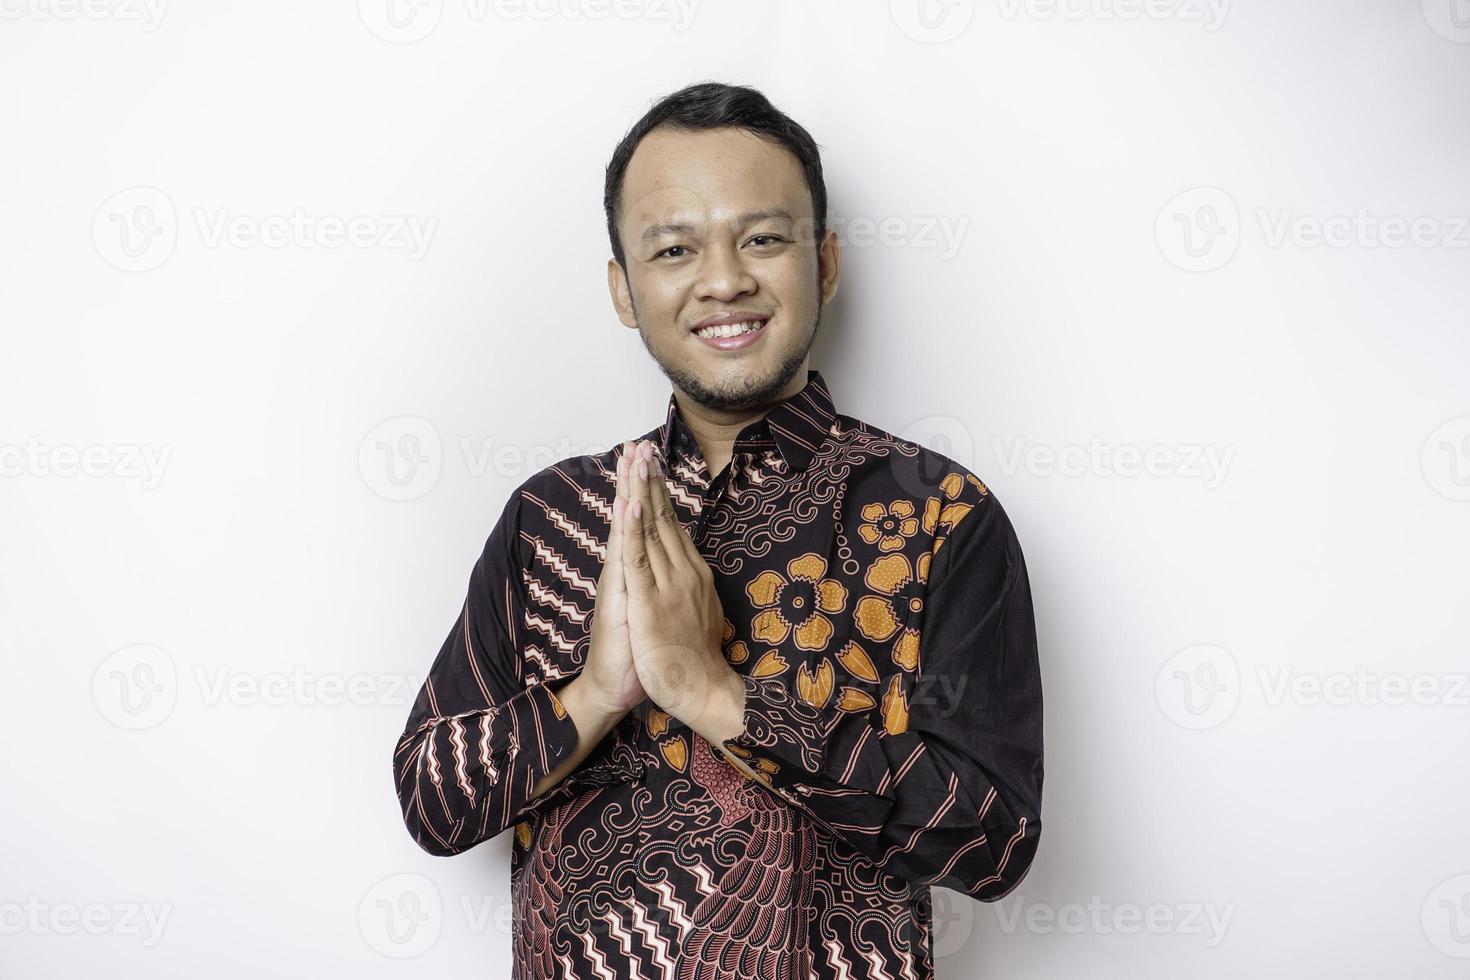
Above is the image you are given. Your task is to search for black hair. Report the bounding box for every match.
[602,81,827,268]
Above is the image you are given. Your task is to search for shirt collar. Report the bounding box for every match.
[658,369,837,477]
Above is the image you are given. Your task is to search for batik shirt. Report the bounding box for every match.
[392,369,1044,979]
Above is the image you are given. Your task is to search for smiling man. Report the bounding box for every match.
[393,81,1044,979]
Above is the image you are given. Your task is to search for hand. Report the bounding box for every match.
[579,441,648,718]
[621,439,741,740]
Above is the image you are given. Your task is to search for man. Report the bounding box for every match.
[392,81,1044,979]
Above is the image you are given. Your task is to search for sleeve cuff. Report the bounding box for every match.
[518,678,582,778]
[720,673,830,793]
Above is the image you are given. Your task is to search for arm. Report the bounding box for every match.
[717,485,1044,899]
[531,674,626,801]
[392,490,625,857]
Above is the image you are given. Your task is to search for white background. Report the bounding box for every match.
[2,1,1468,977]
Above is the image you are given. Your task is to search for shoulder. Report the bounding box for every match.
[497,442,634,562]
[511,446,620,512]
[831,411,1002,551]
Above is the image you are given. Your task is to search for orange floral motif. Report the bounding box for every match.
[924,472,983,558]
[881,675,910,734]
[721,618,751,664]
[722,743,778,786]
[660,734,688,773]
[835,640,879,683]
[796,659,834,707]
[751,649,789,678]
[853,551,932,671]
[744,552,850,652]
[857,500,921,552]
[798,645,884,714]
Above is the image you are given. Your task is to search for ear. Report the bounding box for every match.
[817,229,842,306]
[607,258,639,329]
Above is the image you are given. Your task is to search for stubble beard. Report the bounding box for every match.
[631,285,824,413]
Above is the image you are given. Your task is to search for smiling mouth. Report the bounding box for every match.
[692,318,769,340]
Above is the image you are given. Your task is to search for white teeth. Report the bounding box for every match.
[695,319,767,339]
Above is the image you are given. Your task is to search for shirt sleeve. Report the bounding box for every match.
[392,488,588,857]
[720,487,1044,899]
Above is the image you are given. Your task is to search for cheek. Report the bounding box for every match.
[631,276,687,325]
[760,260,819,311]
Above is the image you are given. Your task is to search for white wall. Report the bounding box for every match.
[2,1,1468,976]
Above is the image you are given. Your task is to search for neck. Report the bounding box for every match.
[674,366,810,478]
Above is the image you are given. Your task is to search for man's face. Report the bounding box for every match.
[607,125,840,411]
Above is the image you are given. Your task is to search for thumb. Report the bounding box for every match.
[603,445,630,594]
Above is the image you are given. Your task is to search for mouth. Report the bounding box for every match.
[690,316,770,352]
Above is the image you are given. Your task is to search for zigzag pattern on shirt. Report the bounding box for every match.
[525,577,590,627]
[524,490,605,559]
[521,532,597,598]
[666,479,703,513]
[521,644,557,683]
[580,486,613,524]
[524,610,578,654]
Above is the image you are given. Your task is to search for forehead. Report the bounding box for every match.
[619,125,812,234]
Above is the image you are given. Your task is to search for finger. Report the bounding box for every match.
[603,444,628,592]
[648,449,701,569]
[622,441,665,587]
[634,440,674,579]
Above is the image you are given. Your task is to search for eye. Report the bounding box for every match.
[747,234,785,248]
[654,245,690,260]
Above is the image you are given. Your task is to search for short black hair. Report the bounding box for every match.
[602,81,827,268]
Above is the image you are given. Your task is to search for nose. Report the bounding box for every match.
[693,240,757,303]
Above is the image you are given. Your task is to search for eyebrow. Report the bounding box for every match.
[639,208,795,244]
